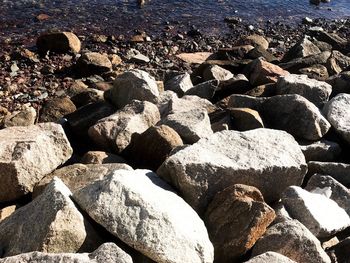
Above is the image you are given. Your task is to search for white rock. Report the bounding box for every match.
[165,73,193,96]
[203,65,234,81]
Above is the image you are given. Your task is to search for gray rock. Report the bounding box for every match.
[283,36,321,62]
[225,94,265,111]
[276,74,332,107]
[326,71,350,95]
[203,65,234,81]
[73,169,214,263]
[165,95,216,115]
[252,219,331,263]
[157,128,307,214]
[308,161,350,186]
[262,94,330,140]
[246,252,296,263]
[76,52,112,76]
[326,50,350,75]
[282,186,350,238]
[0,243,133,263]
[165,73,193,96]
[300,140,341,161]
[185,80,219,100]
[2,106,36,128]
[88,100,160,152]
[306,174,350,216]
[323,93,350,144]
[280,51,331,73]
[105,70,159,109]
[0,178,96,257]
[0,123,73,202]
[126,48,150,63]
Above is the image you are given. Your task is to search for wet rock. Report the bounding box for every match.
[73,169,214,263]
[164,72,193,96]
[81,151,126,164]
[280,51,331,73]
[276,74,332,107]
[228,107,264,131]
[204,184,275,262]
[39,97,76,123]
[0,205,16,222]
[252,219,331,263]
[157,129,307,214]
[88,100,160,153]
[0,178,94,257]
[326,50,350,75]
[308,161,350,187]
[185,80,219,100]
[299,64,329,81]
[246,252,296,263]
[327,71,350,95]
[123,125,183,171]
[2,106,36,128]
[105,69,159,109]
[0,123,72,202]
[203,65,234,81]
[306,174,350,216]
[243,34,269,50]
[300,140,341,162]
[282,186,350,238]
[37,32,81,54]
[261,94,330,140]
[76,52,112,76]
[0,243,133,263]
[283,36,321,62]
[323,93,350,144]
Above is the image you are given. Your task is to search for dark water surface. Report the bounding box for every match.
[0,0,350,39]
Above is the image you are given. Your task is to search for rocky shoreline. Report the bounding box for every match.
[1,18,350,262]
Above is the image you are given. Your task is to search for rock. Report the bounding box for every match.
[245,83,277,97]
[247,46,278,63]
[0,123,73,202]
[164,73,193,96]
[308,161,350,187]
[36,32,81,54]
[2,106,36,128]
[0,178,97,257]
[157,129,307,214]
[126,48,150,63]
[204,184,275,262]
[225,94,266,111]
[326,50,350,75]
[73,169,214,263]
[160,109,213,144]
[300,140,341,162]
[88,100,160,152]
[0,205,16,222]
[323,93,350,144]
[76,52,112,76]
[252,219,331,263]
[261,94,331,140]
[243,34,269,50]
[245,58,289,86]
[246,252,296,263]
[155,90,179,117]
[176,52,214,64]
[299,64,329,81]
[272,202,293,224]
[123,125,183,170]
[203,65,234,81]
[228,107,264,131]
[326,71,350,95]
[280,51,331,73]
[39,97,76,123]
[217,45,254,59]
[185,80,219,100]
[105,69,159,109]
[276,74,332,107]
[213,74,251,101]
[311,31,348,52]
[0,243,132,263]
[283,36,321,62]
[70,88,104,108]
[81,151,126,164]
[281,186,350,238]
[327,237,350,263]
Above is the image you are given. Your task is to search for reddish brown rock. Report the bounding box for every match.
[39,97,76,123]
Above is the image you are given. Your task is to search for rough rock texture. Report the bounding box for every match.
[283,36,321,62]
[276,74,332,107]
[300,140,341,162]
[280,51,331,72]
[299,64,329,81]
[246,252,296,263]
[307,161,350,187]
[228,107,264,131]
[76,52,112,76]
[33,163,132,197]
[327,237,350,263]
[123,125,183,170]
[81,151,126,164]
[88,100,160,153]
[323,93,350,144]
[0,243,133,263]
[165,73,193,96]
[157,129,307,214]
[2,106,36,128]
[36,32,81,54]
[306,174,350,216]
[0,205,16,222]
[185,80,219,100]
[203,65,234,81]
[0,123,73,202]
[105,69,159,108]
[0,178,94,257]
[39,97,77,122]
[73,169,214,263]
[326,50,350,75]
[282,186,350,238]
[261,94,331,140]
[204,184,275,262]
[243,34,269,50]
[163,95,216,116]
[252,219,331,263]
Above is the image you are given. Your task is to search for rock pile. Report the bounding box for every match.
[1,28,350,263]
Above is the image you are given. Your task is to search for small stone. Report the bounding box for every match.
[37,32,81,54]
[76,52,112,76]
[0,205,16,222]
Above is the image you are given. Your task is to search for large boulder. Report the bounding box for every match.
[323,93,350,144]
[0,178,98,257]
[88,100,160,153]
[157,129,307,214]
[73,169,214,263]
[252,219,331,263]
[0,123,73,202]
[36,32,81,54]
[246,252,296,263]
[0,243,132,263]
[105,70,159,109]
[204,184,275,262]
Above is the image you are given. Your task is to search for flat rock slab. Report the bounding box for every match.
[0,123,73,202]
[73,169,214,263]
[246,252,296,263]
[0,243,132,263]
[282,186,350,238]
[157,128,307,214]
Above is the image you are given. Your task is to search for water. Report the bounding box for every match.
[0,0,349,39]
